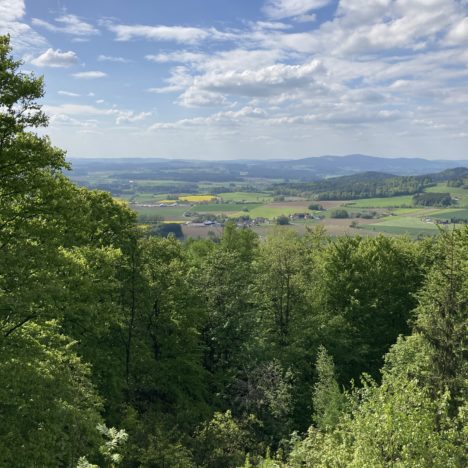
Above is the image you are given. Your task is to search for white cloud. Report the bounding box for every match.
[148,66,193,94]
[32,14,99,36]
[58,90,80,97]
[183,59,325,100]
[107,23,210,43]
[293,14,317,22]
[445,17,468,44]
[12,0,468,158]
[135,0,468,157]
[45,103,151,126]
[116,111,152,124]
[148,85,185,94]
[31,48,78,68]
[98,54,131,63]
[196,48,285,73]
[0,0,24,21]
[72,71,107,79]
[178,89,230,108]
[45,103,115,116]
[0,0,47,50]
[147,48,288,104]
[146,51,206,63]
[150,106,267,130]
[263,0,331,19]
[255,21,293,30]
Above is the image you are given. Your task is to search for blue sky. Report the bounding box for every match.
[1,0,468,160]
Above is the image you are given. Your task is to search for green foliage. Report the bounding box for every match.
[315,235,422,382]
[413,228,468,411]
[289,377,465,467]
[255,230,307,348]
[150,222,184,238]
[96,424,128,466]
[329,208,349,218]
[413,191,453,206]
[194,410,253,468]
[1,36,467,468]
[0,322,102,467]
[231,360,295,445]
[276,214,290,225]
[119,406,196,467]
[222,220,259,262]
[312,346,346,430]
[277,171,432,200]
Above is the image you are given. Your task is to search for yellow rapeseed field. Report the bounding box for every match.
[179,195,217,202]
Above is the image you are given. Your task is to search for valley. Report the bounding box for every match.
[69,159,468,239]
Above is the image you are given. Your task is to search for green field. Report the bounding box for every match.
[248,204,309,218]
[134,179,184,186]
[81,168,468,239]
[218,192,272,202]
[425,183,468,207]
[192,203,262,213]
[391,207,425,215]
[429,208,468,221]
[365,215,439,236]
[345,195,414,208]
[134,206,188,220]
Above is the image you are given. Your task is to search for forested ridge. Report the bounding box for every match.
[0,36,467,467]
[275,168,468,200]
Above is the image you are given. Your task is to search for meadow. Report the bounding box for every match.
[69,165,468,239]
[218,191,273,202]
[192,203,263,213]
[345,195,414,208]
[365,216,440,235]
[425,183,468,206]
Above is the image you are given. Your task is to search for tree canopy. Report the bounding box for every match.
[1,35,466,467]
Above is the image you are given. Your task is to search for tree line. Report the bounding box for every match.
[0,36,466,467]
[274,169,468,201]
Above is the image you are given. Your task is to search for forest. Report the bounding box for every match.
[274,169,468,200]
[0,35,467,467]
[413,192,454,207]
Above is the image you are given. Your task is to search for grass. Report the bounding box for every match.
[428,208,468,221]
[134,179,183,187]
[157,199,183,204]
[425,183,468,207]
[344,195,414,208]
[127,193,157,203]
[248,204,308,218]
[133,206,188,220]
[218,192,273,202]
[364,216,439,236]
[391,208,425,215]
[192,203,262,213]
[363,225,438,236]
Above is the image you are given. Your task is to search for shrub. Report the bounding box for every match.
[276,215,290,225]
[330,209,349,219]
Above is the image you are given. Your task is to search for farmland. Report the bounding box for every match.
[68,160,468,239]
[192,203,263,213]
[344,195,414,208]
[217,191,273,202]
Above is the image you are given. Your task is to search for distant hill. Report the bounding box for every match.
[273,167,468,200]
[68,155,467,182]
[262,154,468,178]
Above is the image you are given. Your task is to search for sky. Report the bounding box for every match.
[1,0,468,160]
